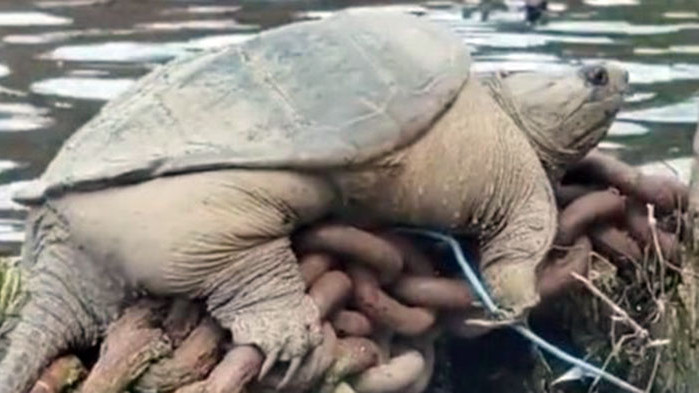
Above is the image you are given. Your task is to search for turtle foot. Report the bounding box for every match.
[481,262,540,320]
[229,294,323,387]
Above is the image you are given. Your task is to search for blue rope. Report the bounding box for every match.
[395,228,501,315]
[395,227,645,393]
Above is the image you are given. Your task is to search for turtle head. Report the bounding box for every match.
[484,63,628,179]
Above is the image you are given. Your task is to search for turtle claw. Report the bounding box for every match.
[278,356,303,389]
[259,347,281,381]
[229,294,322,385]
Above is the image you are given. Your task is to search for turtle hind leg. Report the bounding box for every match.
[0,208,126,393]
[202,237,322,382]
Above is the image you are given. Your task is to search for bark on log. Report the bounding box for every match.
[134,317,226,392]
[174,345,263,393]
[297,225,404,284]
[78,301,171,393]
[30,355,86,393]
[349,266,435,336]
[161,299,203,347]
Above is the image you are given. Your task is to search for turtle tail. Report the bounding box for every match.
[0,207,125,393]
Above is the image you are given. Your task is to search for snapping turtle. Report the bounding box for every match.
[0,10,626,392]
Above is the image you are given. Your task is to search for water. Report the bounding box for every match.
[0,0,697,253]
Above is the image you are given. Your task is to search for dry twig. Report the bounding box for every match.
[571,272,649,341]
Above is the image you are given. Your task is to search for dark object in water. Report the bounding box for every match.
[525,0,548,23]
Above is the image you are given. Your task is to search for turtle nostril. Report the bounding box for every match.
[586,66,609,86]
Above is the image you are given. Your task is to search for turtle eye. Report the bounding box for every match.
[583,65,609,86]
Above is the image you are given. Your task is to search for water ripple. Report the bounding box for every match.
[136,20,258,32]
[35,0,111,8]
[0,181,30,212]
[298,5,426,20]
[0,12,72,26]
[583,0,639,7]
[43,42,190,63]
[0,103,52,132]
[4,28,137,45]
[539,21,699,35]
[608,121,650,136]
[618,99,698,124]
[0,161,20,175]
[663,12,699,20]
[0,219,24,245]
[163,6,242,15]
[626,92,657,103]
[31,78,135,101]
[462,31,614,49]
[177,34,255,50]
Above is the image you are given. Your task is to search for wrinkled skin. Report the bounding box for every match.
[485,65,628,180]
[0,64,626,393]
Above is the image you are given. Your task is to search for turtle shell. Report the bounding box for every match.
[15,10,471,203]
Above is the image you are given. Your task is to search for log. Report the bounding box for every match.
[331,310,375,337]
[351,350,425,393]
[297,224,404,284]
[404,337,436,393]
[349,266,435,336]
[78,301,172,393]
[309,271,354,319]
[300,253,339,287]
[389,276,474,309]
[554,183,600,207]
[537,236,591,298]
[161,299,202,347]
[134,318,226,392]
[556,189,625,246]
[588,224,643,266]
[30,355,86,393]
[174,345,263,393]
[566,150,688,213]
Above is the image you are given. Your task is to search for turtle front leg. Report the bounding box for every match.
[202,237,322,384]
[479,180,557,318]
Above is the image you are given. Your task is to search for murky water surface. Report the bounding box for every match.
[0,0,697,252]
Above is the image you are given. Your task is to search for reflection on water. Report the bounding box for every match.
[538,20,699,34]
[0,0,697,253]
[0,160,20,174]
[30,77,134,100]
[43,42,190,62]
[0,102,52,131]
[619,99,698,123]
[0,12,72,26]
